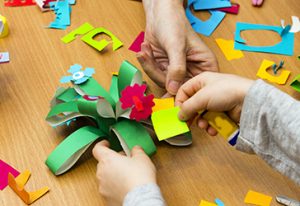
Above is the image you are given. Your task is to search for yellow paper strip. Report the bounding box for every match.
[152,97,174,112]
[215,38,244,61]
[244,190,272,206]
[199,200,217,206]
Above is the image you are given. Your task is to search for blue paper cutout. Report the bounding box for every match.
[186,0,226,36]
[60,64,95,84]
[215,198,225,206]
[193,0,231,10]
[68,0,76,5]
[48,1,72,30]
[234,22,294,56]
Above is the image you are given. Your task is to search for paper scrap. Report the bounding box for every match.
[61,22,94,43]
[281,16,300,33]
[215,198,225,206]
[193,0,231,10]
[215,38,244,60]
[244,190,272,206]
[48,1,71,30]
[290,74,300,92]
[129,31,144,53]
[151,107,190,141]
[234,22,294,56]
[4,0,35,6]
[256,59,291,85]
[0,160,19,190]
[216,3,239,14]
[199,200,217,206]
[0,15,9,38]
[8,170,49,204]
[152,98,174,112]
[0,52,10,63]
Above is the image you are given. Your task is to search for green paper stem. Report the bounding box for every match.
[45,126,106,175]
[109,75,119,103]
[47,101,79,118]
[77,98,99,118]
[290,74,300,92]
[57,88,79,102]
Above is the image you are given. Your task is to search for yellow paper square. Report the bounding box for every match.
[151,107,190,141]
[199,200,217,206]
[216,38,244,61]
[152,98,174,112]
[244,190,272,206]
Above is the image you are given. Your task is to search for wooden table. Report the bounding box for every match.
[0,0,299,205]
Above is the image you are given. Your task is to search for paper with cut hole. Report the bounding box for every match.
[8,170,49,204]
[0,160,19,190]
[152,98,174,112]
[281,16,300,33]
[61,22,95,43]
[0,15,9,38]
[244,190,272,206]
[4,0,35,6]
[216,3,239,14]
[199,200,217,206]
[193,0,231,10]
[151,107,190,141]
[290,74,300,92]
[234,22,294,56]
[215,38,244,60]
[186,0,226,36]
[256,59,291,85]
[0,52,9,63]
[129,31,144,53]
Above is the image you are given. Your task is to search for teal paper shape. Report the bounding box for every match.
[193,0,231,10]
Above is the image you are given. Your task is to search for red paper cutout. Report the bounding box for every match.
[216,3,239,14]
[0,160,20,190]
[4,0,36,7]
[128,32,145,53]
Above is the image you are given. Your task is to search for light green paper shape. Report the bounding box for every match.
[45,126,106,175]
[151,107,190,141]
[61,22,94,43]
[290,74,300,92]
[81,28,123,51]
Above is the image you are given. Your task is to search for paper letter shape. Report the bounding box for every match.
[186,0,226,36]
[0,52,10,63]
[0,15,9,38]
[199,200,217,206]
[244,190,272,206]
[61,22,95,43]
[193,0,231,10]
[151,107,190,141]
[8,170,49,204]
[81,28,123,51]
[129,31,145,53]
[4,0,35,6]
[234,22,294,56]
[0,160,19,190]
[152,97,174,112]
[290,74,300,92]
[256,59,291,85]
[215,38,244,60]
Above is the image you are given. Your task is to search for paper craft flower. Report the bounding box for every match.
[60,64,95,84]
[119,84,154,121]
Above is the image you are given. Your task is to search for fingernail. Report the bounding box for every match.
[168,80,181,95]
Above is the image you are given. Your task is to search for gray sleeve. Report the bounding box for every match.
[123,183,166,206]
[236,79,300,185]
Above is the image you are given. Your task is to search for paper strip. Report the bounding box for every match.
[109,75,120,103]
[199,200,217,206]
[0,160,19,190]
[129,31,145,53]
[193,0,231,10]
[215,38,244,60]
[244,190,272,206]
[4,0,35,6]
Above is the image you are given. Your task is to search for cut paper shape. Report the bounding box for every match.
[151,107,190,141]
[0,52,10,63]
[0,15,9,38]
[215,198,225,206]
[244,190,272,206]
[0,160,19,190]
[234,22,294,56]
[152,97,174,112]
[186,0,226,36]
[8,170,49,204]
[193,0,231,10]
[48,1,71,30]
[290,74,300,92]
[281,16,300,33]
[4,0,35,6]
[61,22,94,43]
[199,200,217,206]
[216,3,239,14]
[215,38,244,60]
[129,31,144,53]
[60,64,95,84]
[256,59,291,85]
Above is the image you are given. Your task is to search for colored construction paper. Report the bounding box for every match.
[199,200,217,206]
[0,52,9,63]
[256,59,291,85]
[56,88,78,102]
[4,0,35,6]
[77,97,99,118]
[281,16,300,33]
[234,22,294,56]
[152,98,174,112]
[8,170,49,204]
[46,126,106,175]
[35,0,55,11]
[290,74,300,92]
[151,107,190,141]
[129,31,145,53]
[193,0,231,10]
[216,3,239,14]
[215,198,225,206]
[0,160,19,190]
[244,190,272,206]
[215,38,244,60]
[48,1,71,30]
[0,15,9,38]
[61,22,94,43]
[97,98,116,118]
[109,75,120,103]
[186,0,226,36]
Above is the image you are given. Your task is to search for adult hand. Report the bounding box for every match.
[175,72,254,135]
[138,0,218,95]
[92,140,157,206]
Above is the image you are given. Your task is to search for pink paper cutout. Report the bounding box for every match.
[216,3,239,14]
[128,32,145,53]
[4,0,36,7]
[0,160,20,190]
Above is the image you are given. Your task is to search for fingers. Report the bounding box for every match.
[93,140,118,161]
[197,118,218,136]
[131,146,147,157]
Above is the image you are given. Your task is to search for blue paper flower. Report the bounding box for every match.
[60,64,95,84]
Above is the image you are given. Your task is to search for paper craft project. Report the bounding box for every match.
[215,198,225,206]
[215,38,244,60]
[0,15,9,38]
[61,22,123,52]
[234,22,294,56]
[281,16,300,33]
[193,0,231,10]
[8,170,49,204]
[151,107,190,141]
[0,52,9,63]
[256,59,291,85]
[216,3,239,14]
[199,200,217,206]
[290,74,300,92]
[48,1,72,30]
[0,160,19,190]
[186,0,226,36]
[46,61,190,175]
[129,31,145,53]
[244,190,272,206]
[4,0,35,6]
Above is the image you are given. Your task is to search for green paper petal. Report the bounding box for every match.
[109,75,119,103]
[77,98,99,118]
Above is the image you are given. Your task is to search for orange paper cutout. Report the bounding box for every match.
[152,98,174,112]
[244,190,272,206]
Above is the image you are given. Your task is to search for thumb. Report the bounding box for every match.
[92,140,118,162]
[131,146,147,158]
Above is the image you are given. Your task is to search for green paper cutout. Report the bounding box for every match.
[45,126,106,175]
[57,88,78,102]
[151,107,190,141]
[112,119,156,156]
[290,74,300,92]
[80,28,123,51]
[47,101,78,118]
[109,75,119,103]
[61,22,94,43]
[77,98,99,118]
[96,98,116,118]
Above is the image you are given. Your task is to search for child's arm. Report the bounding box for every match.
[176,72,300,184]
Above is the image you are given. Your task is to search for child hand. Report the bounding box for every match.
[175,72,254,135]
[92,140,157,206]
